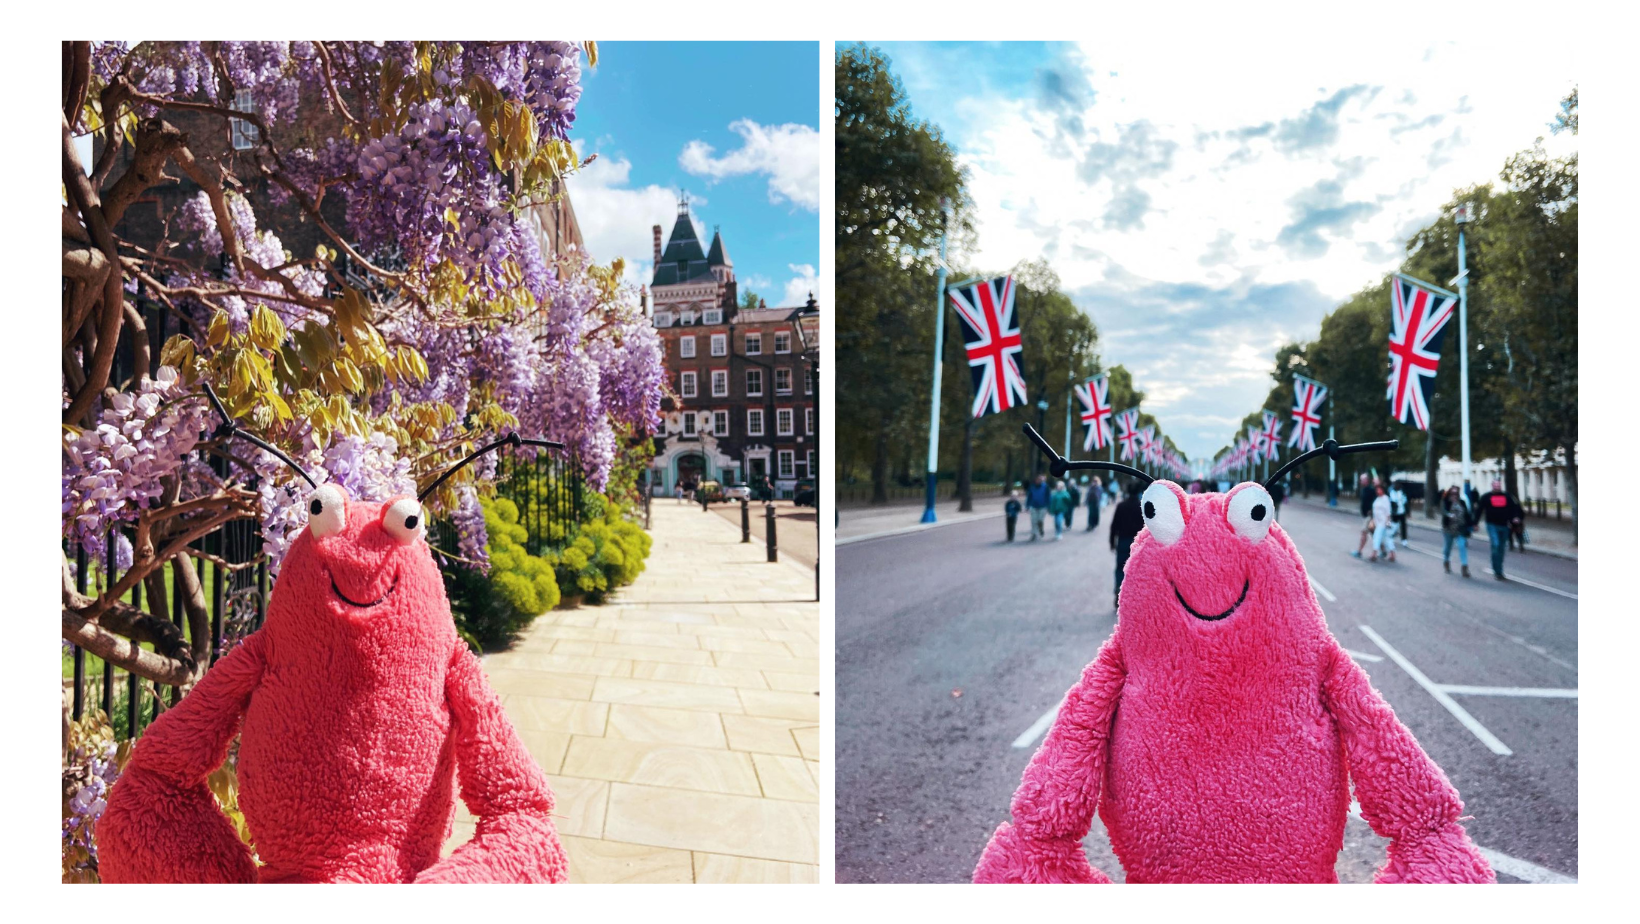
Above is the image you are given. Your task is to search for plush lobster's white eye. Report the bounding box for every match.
[1227,484,1275,543]
[384,497,426,545]
[1140,482,1185,546]
[305,484,348,538]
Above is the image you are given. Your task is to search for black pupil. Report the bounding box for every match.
[310,498,322,515]
[405,515,419,530]
[1143,501,1155,518]
[1251,504,1267,522]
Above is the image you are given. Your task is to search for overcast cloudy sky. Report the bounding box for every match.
[873,38,1576,461]
[565,42,820,307]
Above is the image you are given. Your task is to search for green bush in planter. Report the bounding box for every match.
[446,495,561,651]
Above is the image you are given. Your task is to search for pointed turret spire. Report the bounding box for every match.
[706,225,731,267]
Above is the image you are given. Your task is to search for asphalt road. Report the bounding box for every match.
[702,499,819,570]
[836,499,1577,883]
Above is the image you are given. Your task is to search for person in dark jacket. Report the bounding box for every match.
[1477,480,1524,580]
[1109,482,1145,609]
[1003,489,1022,542]
[1439,485,1474,578]
[1269,478,1286,522]
[1086,476,1103,531]
[1025,474,1051,541]
[1066,480,1083,529]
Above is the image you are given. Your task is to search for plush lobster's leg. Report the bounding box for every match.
[1321,644,1494,883]
[413,645,567,884]
[974,633,1126,884]
[96,632,268,883]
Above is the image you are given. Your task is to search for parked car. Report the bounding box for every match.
[793,480,816,507]
[722,482,752,501]
[695,480,724,503]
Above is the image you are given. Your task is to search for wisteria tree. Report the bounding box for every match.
[61,41,663,697]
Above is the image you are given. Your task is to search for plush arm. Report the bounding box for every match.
[414,645,567,884]
[974,633,1126,883]
[96,631,268,883]
[1321,645,1494,883]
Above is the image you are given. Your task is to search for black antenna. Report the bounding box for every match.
[202,383,317,490]
[1023,424,1154,486]
[1263,438,1399,490]
[418,432,566,502]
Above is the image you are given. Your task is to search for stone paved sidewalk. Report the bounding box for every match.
[442,502,820,882]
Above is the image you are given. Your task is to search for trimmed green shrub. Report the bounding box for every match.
[445,495,561,651]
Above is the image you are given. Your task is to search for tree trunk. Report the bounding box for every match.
[957,416,975,512]
[1503,439,1519,500]
[871,425,888,505]
[1423,429,1440,519]
[1564,441,1577,544]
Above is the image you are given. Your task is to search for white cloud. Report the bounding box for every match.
[680,119,820,212]
[563,150,706,288]
[779,264,818,307]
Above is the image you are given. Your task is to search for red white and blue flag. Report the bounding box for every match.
[1247,425,1265,467]
[1138,426,1157,465]
[1075,373,1113,452]
[949,276,1027,419]
[1387,276,1457,431]
[1115,408,1141,461]
[1261,410,1283,463]
[1288,374,1328,452]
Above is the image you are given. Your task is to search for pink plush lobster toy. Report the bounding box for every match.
[974,425,1494,884]
[99,392,569,883]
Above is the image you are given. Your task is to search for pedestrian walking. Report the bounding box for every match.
[1477,480,1524,580]
[1351,474,1375,558]
[1049,480,1072,540]
[1439,485,1473,578]
[1003,490,1022,543]
[1269,478,1286,522]
[1110,482,1144,608]
[1026,474,1051,541]
[1509,516,1528,552]
[1389,481,1409,547]
[1067,479,1083,530]
[1086,476,1103,531]
[1369,484,1396,563]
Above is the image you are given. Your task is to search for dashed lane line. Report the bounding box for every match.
[1357,625,1513,756]
[1344,649,1384,662]
[1012,700,1064,749]
[1346,802,1576,883]
[1309,575,1337,602]
[1437,684,1577,698]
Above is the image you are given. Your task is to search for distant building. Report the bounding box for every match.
[646,200,817,496]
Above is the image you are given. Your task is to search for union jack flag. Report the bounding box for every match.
[1261,410,1283,463]
[1288,374,1328,452]
[1387,275,1457,431]
[949,276,1027,418]
[1115,408,1141,461]
[1075,374,1113,452]
[1247,425,1265,467]
[1138,426,1157,465]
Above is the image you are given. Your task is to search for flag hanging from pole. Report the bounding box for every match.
[1247,425,1265,467]
[1261,410,1283,463]
[1115,408,1141,461]
[1074,373,1113,452]
[1387,275,1457,431]
[948,276,1027,419]
[1289,374,1328,452]
[1138,426,1157,465]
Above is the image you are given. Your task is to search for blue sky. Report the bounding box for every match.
[565,42,820,306]
[870,39,1576,463]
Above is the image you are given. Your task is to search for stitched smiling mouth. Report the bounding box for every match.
[1173,579,1250,622]
[330,573,398,608]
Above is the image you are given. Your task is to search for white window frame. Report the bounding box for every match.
[774,331,792,354]
[679,336,696,359]
[653,311,673,328]
[230,90,259,151]
[804,367,813,395]
[710,333,727,357]
[776,407,794,437]
[703,308,722,325]
[805,406,814,435]
[778,449,795,479]
[680,371,696,398]
[680,309,696,326]
[747,408,764,437]
[807,450,815,477]
[745,332,762,355]
[711,369,728,397]
[713,410,729,436]
[775,368,793,395]
[746,368,763,397]
[682,412,697,436]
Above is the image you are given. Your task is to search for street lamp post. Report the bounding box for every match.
[1035,398,1049,478]
[794,298,820,603]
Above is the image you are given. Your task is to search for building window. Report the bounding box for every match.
[713,410,729,436]
[679,336,696,358]
[704,309,722,325]
[746,368,763,397]
[683,412,697,437]
[653,312,673,328]
[807,450,815,478]
[805,406,814,435]
[710,333,727,356]
[804,367,813,395]
[777,408,794,436]
[230,90,259,151]
[775,368,792,395]
[747,408,764,436]
[680,371,696,398]
[711,369,728,397]
[745,333,762,355]
[778,450,795,479]
[774,331,792,354]
[680,309,696,326]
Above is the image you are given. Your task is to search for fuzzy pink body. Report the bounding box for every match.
[99,495,567,884]
[975,483,1493,884]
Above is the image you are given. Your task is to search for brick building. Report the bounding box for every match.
[646,201,817,497]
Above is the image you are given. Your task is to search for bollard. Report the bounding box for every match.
[740,497,751,543]
[765,503,778,562]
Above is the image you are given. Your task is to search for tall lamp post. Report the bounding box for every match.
[1034,398,1050,478]
[794,297,820,603]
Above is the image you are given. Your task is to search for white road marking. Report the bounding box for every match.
[1012,700,1064,749]
[1357,625,1513,756]
[1437,684,1578,698]
[1469,619,1579,673]
[1346,802,1576,883]
[838,512,997,545]
[1309,575,1337,602]
[1343,649,1384,663]
[1401,542,1577,600]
